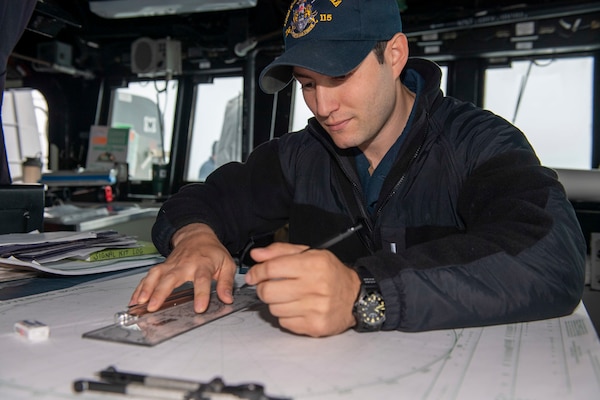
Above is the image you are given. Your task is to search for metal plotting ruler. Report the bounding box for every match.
[83,285,260,346]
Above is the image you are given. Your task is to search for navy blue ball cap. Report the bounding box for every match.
[259,0,403,94]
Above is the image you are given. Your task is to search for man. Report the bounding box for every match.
[130,0,585,337]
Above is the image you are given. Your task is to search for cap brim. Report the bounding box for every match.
[259,40,377,94]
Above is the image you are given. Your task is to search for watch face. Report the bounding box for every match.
[357,292,386,326]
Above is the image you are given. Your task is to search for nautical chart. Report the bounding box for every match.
[0,272,599,400]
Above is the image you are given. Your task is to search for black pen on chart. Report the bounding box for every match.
[240,222,364,275]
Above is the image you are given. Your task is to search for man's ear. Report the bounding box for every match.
[387,32,409,76]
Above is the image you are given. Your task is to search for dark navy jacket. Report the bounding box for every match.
[153,58,586,332]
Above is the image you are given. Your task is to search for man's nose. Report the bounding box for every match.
[314,85,340,118]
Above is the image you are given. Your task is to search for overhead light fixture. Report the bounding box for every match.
[89,0,257,19]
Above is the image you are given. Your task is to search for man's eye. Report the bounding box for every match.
[300,82,315,89]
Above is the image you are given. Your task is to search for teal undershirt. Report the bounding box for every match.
[356,69,423,215]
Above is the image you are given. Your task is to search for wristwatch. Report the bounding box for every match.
[352,267,386,332]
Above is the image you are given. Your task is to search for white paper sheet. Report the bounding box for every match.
[0,254,163,275]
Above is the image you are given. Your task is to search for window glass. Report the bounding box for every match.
[290,64,448,132]
[290,81,312,133]
[1,88,48,181]
[186,77,243,181]
[109,80,177,181]
[439,65,448,95]
[484,57,593,169]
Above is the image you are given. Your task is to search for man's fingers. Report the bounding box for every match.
[192,278,212,313]
[215,275,234,305]
[192,257,236,312]
[245,248,317,286]
[129,227,237,315]
[249,242,308,262]
[129,284,144,306]
[129,264,167,306]
[145,272,184,312]
[255,278,301,305]
[130,259,197,310]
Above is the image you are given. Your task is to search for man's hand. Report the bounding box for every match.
[129,223,237,313]
[245,242,361,337]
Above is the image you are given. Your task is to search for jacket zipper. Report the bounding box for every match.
[334,156,368,219]
[310,117,427,253]
[374,113,430,220]
[374,141,423,220]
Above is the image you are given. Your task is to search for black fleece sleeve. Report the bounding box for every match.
[357,150,586,331]
[151,139,292,256]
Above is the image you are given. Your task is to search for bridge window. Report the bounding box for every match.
[186,76,244,181]
[484,57,594,169]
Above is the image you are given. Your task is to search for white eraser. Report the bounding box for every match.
[14,320,50,342]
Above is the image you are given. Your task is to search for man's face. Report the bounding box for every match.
[293,50,400,152]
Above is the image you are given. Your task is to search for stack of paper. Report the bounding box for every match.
[0,231,164,278]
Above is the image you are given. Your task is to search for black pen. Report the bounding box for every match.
[308,222,364,250]
[239,222,364,274]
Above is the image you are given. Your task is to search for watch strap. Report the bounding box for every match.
[355,266,378,292]
[352,266,385,332]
